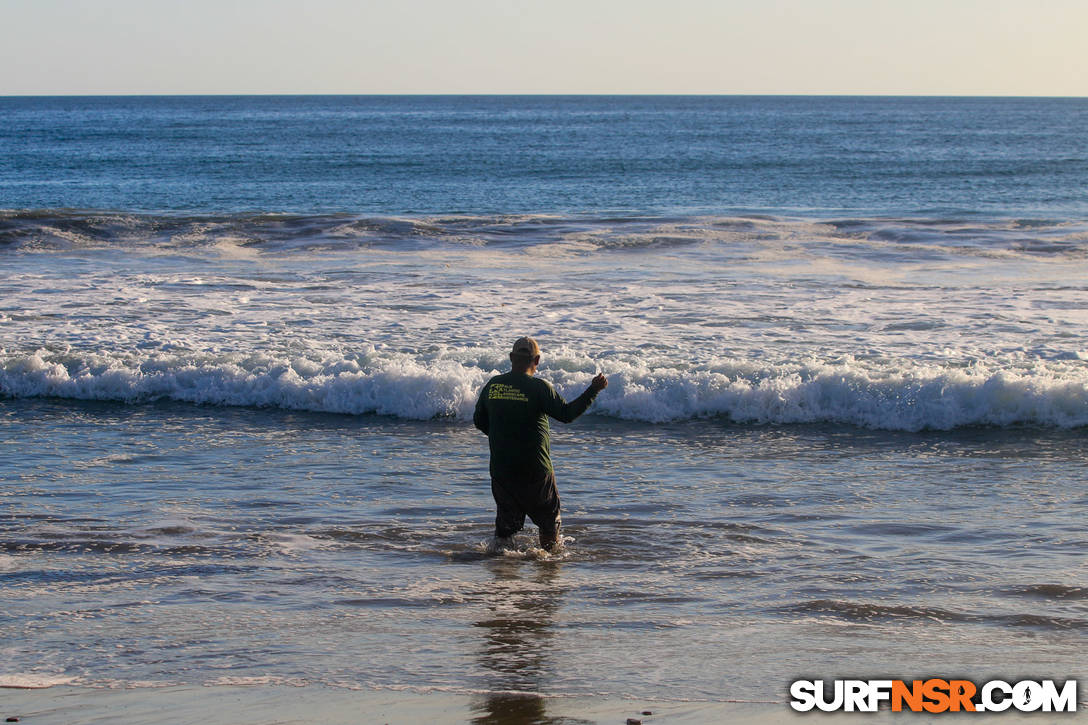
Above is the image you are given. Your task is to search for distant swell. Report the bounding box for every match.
[0,209,574,252]
[2,349,1086,431]
[3,209,1088,257]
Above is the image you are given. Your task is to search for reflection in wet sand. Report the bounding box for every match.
[471,558,585,725]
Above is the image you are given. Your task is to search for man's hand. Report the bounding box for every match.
[590,373,608,392]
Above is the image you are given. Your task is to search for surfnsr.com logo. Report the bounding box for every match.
[789,679,1078,713]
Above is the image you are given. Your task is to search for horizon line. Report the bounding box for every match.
[2,92,1087,100]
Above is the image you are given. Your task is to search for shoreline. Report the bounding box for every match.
[3,685,1072,724]
[1,685,790,725]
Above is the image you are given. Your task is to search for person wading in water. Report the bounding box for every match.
[473,337,607,551]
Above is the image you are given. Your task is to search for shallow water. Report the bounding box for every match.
[3,399,1084,702]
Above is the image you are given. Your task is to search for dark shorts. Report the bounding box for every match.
[490,468,561,538]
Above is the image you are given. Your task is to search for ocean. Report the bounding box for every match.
[1,96,1086,717]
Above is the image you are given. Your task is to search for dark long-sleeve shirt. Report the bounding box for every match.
[473,371,598,478]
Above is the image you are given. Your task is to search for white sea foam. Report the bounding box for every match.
[478,534,573,559]
[1,348,1085,430]
[3,213,1087,430]
[0,673,78,689]
[203,675,309,687]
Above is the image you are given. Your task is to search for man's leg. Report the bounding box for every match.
[538,526,560,552]
[526,469,562,551]
[491,478,526,539]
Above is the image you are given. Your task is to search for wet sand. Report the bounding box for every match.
[3,685,1072,724]
[1,685,792,725]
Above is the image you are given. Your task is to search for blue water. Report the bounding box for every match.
[3,95,1087,215]
[1,96,1086,716]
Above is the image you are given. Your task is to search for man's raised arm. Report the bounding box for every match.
[542,373,608,424]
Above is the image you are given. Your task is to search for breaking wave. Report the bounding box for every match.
[2,348,1085,431]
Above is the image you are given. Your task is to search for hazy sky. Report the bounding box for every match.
[2,0,1085,95]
